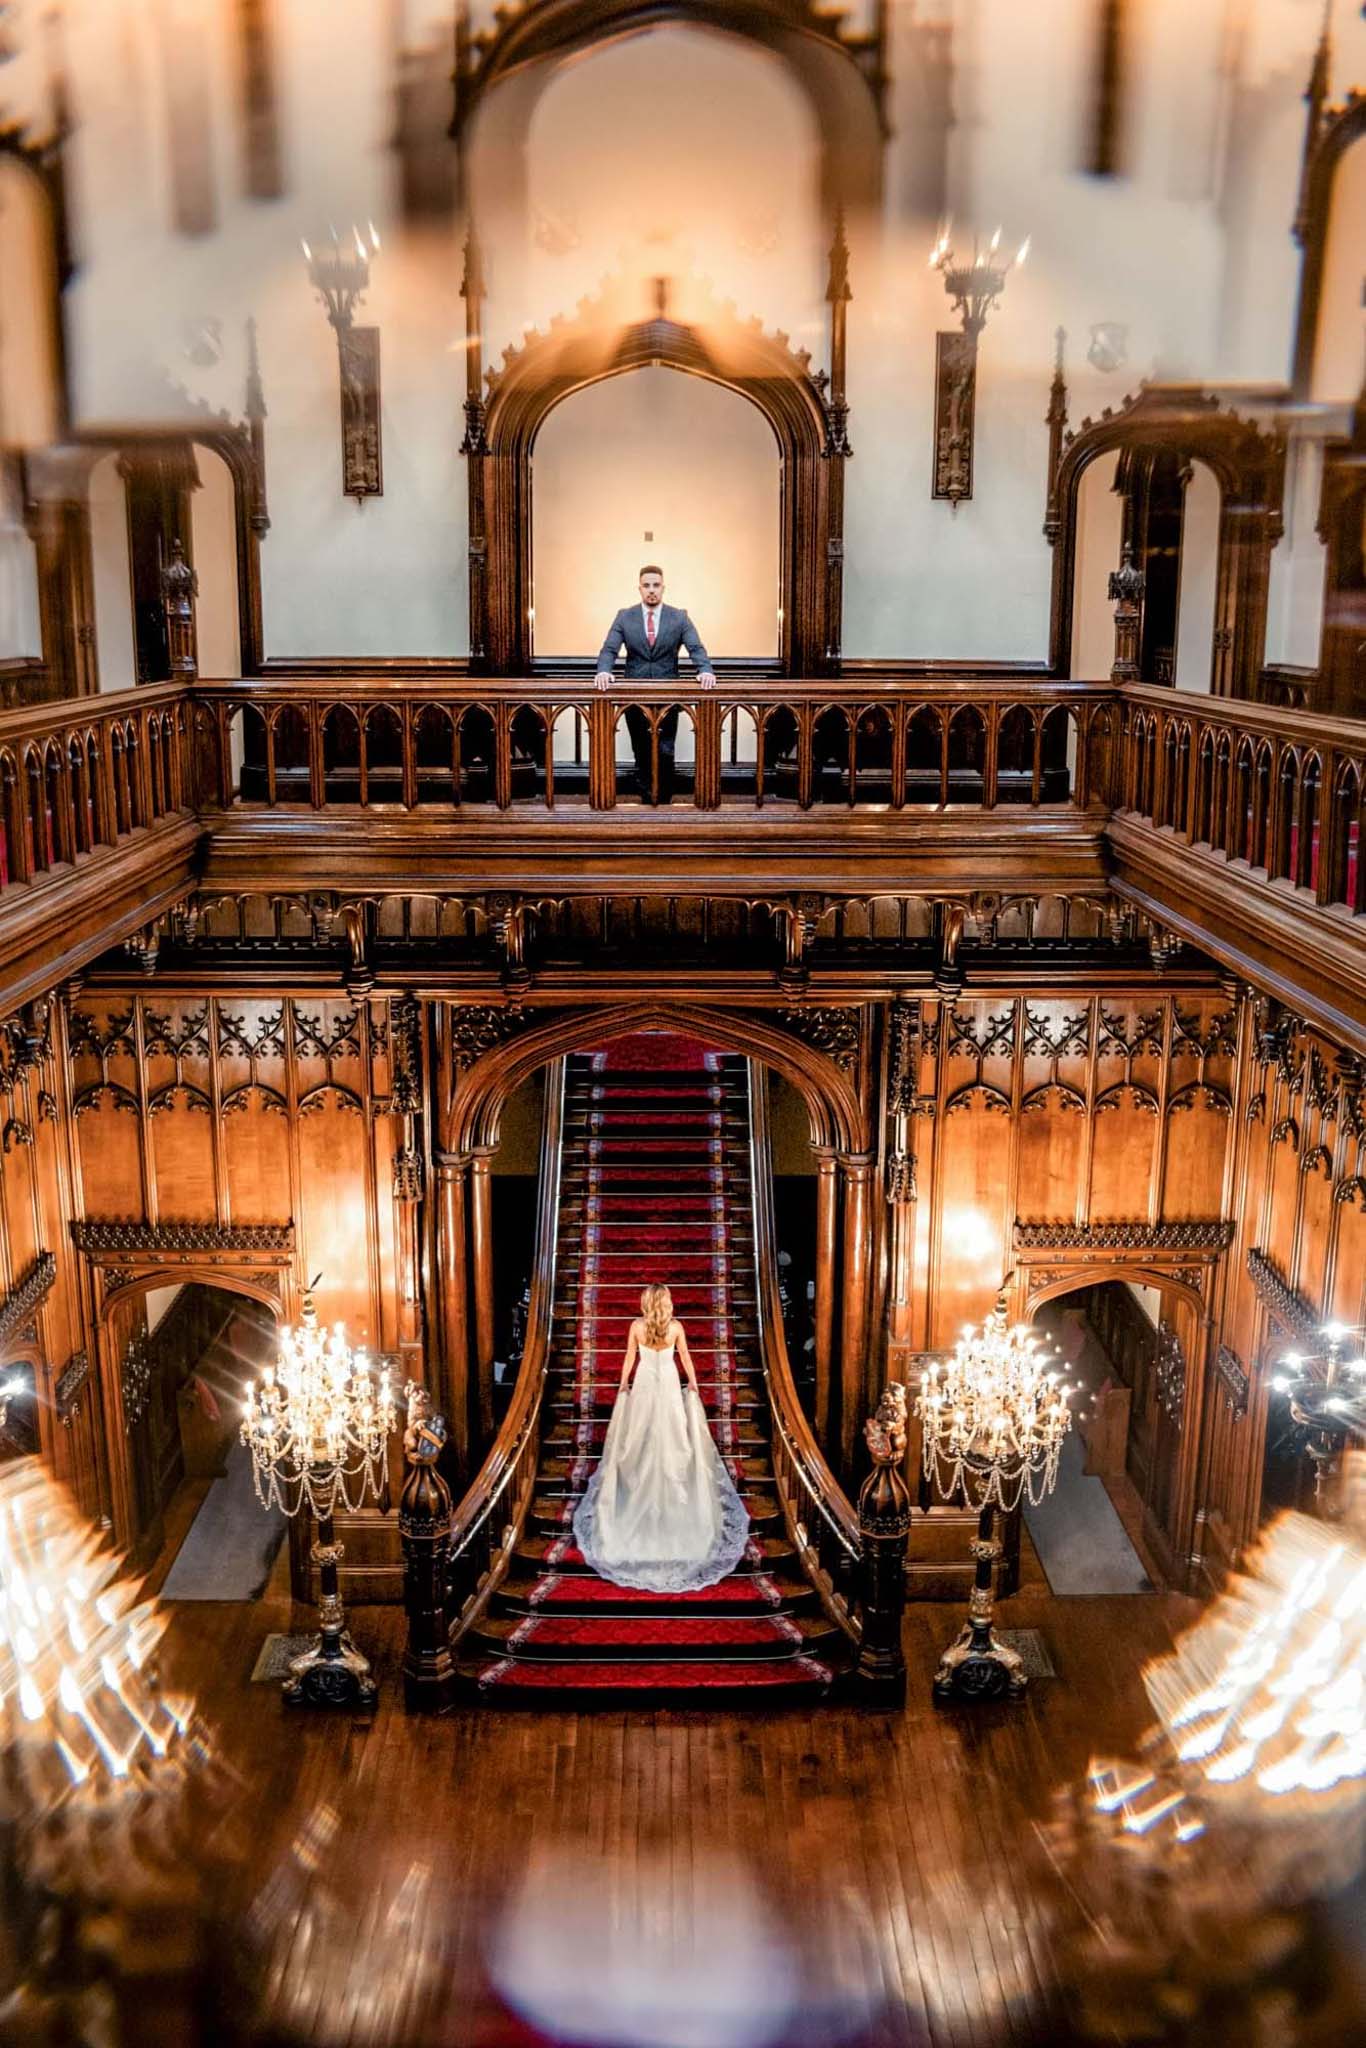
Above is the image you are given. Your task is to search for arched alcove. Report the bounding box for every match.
[531,367,781,659]
[477,294,836,672]
[1051,390,1284,697]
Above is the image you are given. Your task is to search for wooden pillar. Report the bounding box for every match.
[432,1149,470,1475]
[837,1152,875,1477]
[470,1146,496,1445]
[812,1146,838,1449]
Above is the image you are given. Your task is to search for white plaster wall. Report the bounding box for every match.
[1264,430,1327,669]
[1174,461,1220,693]
[88,453,137,693]
[1071,451,1123,681]
[532,368,780,659]
[14,0,1364,664]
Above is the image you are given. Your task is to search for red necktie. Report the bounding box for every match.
[646,608,657,648]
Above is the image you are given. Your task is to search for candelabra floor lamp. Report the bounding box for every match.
[242,1292,397,1710]
[915,1293,1075,1703]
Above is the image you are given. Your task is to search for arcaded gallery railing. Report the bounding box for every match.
[0,676,1362,925]
[189,677,1113,812]
[1117,685,1365,915]
[0,684,190,888]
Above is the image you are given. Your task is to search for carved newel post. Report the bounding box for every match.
[399,1385,457,1711]
[1107,541,1145,683]
[856,1382,910,1704]
[161,537,199,679]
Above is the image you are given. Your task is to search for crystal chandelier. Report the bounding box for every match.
[242,1296,396,1519]
[1269,1319,1366,1513]
[916,1293,1075,1702]
[918,1295,1074,1513]
[241,1293,398,1710]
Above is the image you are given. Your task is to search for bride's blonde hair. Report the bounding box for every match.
[640,1284,674,1347]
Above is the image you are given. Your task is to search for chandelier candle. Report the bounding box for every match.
[916,1294,1075,1702]
[241,1294,397,1709]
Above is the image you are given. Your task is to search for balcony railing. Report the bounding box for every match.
[190,677,1115,814]
[0,684,192,890]
[1116,685,1364,917]
[0,675,1361,938]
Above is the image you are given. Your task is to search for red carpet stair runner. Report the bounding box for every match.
[467,1033,843,1703]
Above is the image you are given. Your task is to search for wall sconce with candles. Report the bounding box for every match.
[302,223,384,502]
[928,223,1029,508]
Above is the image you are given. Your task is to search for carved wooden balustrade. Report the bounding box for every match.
[1116,685,1365,917]
[188,675,1116,815]
[0,683,191,888]
[748,1061,862,1644]
[436,1060,566,1661]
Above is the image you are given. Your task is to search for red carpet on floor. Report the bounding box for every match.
[465,1032,839,1703]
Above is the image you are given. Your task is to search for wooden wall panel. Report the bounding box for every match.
[221,1099,291,1222]
[1161,1103,1230,1218]
[295,1107,375,1343]
[1015,1104,1084,1223]
[75,1098,144,1216]
[1088,1099,1158,1220]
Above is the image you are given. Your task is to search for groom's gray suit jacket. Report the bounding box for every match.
[596,603,712,682]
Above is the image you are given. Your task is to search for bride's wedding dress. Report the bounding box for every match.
[573,1342,751,1591]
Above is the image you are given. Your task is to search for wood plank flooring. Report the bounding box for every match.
[158,1546,1197,2048]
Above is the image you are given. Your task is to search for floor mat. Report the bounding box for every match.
[161,1438,287,1600]
[1022,1430,1151,1594]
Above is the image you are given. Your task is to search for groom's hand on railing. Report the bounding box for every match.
[699,672,716,689]
[594,671,613,691]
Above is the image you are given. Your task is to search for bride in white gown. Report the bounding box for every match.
[573,1283,751,1592]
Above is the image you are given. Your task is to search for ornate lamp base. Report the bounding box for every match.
[284,1624,378,1711]
[932,1615,1027,1703]
[932,1507,1027,1705]
[283,1523,378,1712]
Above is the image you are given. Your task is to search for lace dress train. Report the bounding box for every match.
[573,1343,751,1591]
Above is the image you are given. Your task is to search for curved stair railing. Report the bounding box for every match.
[746,1062,863,1647]
[399,1057,566,1706]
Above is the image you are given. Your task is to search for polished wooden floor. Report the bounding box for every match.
[158,1535,1197,2048]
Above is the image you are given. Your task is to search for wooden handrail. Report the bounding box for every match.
[747,1060,861,1643]
[443,1056,566,1633]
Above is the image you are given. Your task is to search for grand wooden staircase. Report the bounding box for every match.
[461,1033,845,1703]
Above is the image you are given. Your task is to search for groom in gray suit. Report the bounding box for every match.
[594,565,715,801]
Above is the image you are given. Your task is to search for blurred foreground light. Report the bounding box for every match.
[488,1842,800,2048]
[0,1457,223,2032]
[1041,1455,1366,2041]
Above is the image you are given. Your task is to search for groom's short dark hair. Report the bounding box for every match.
[639,563,663,578]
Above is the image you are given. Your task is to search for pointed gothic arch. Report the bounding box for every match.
[472,304,841,674]
[451,0,903,215]
[444,1000,867,1157]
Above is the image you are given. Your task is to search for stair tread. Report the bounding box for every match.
[472,1656,833,1694]
[473,1613,831,1655]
